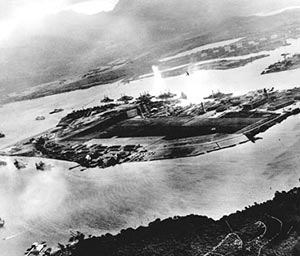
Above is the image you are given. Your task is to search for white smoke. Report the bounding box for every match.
[152,65,166,95]
[19,164,69,220]
[0,157,69,224]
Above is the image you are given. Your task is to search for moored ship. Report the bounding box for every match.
[0,218,5,228]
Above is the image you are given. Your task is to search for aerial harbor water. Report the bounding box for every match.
[1,37,300,256]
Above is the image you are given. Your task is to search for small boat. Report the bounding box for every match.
[0,218,5,228]
[49,108,64,114]
[35,116,46,121]
[101,96,114,103]
[13,159,26,170]
[180,92,187,100]
[0,132,5,138]
[117,95,134,103]
[0,160,7,166]
[35,161,45,171]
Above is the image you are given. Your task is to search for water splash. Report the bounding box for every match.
[152,65,166,95]
[19,164,69,219]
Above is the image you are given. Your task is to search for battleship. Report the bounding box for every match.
[261,53,300,74]
[117,95,134,103]
[156,91,177,100]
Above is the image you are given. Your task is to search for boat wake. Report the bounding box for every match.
[2,231,28,241]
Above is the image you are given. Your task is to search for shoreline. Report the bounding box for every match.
[2,34,300,256]
[3,95,300,169]
[1,102,300,256]
[49,185,300,256]
[2,29,297,105]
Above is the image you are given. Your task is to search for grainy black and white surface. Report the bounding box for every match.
[1,1,300,255]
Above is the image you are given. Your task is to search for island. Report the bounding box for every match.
[160,54,269,79]
[2,87,300,170]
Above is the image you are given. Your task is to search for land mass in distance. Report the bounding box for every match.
[4,21,299,104]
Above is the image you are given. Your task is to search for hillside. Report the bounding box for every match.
[1,0,300,99]
[53,186,300,256]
